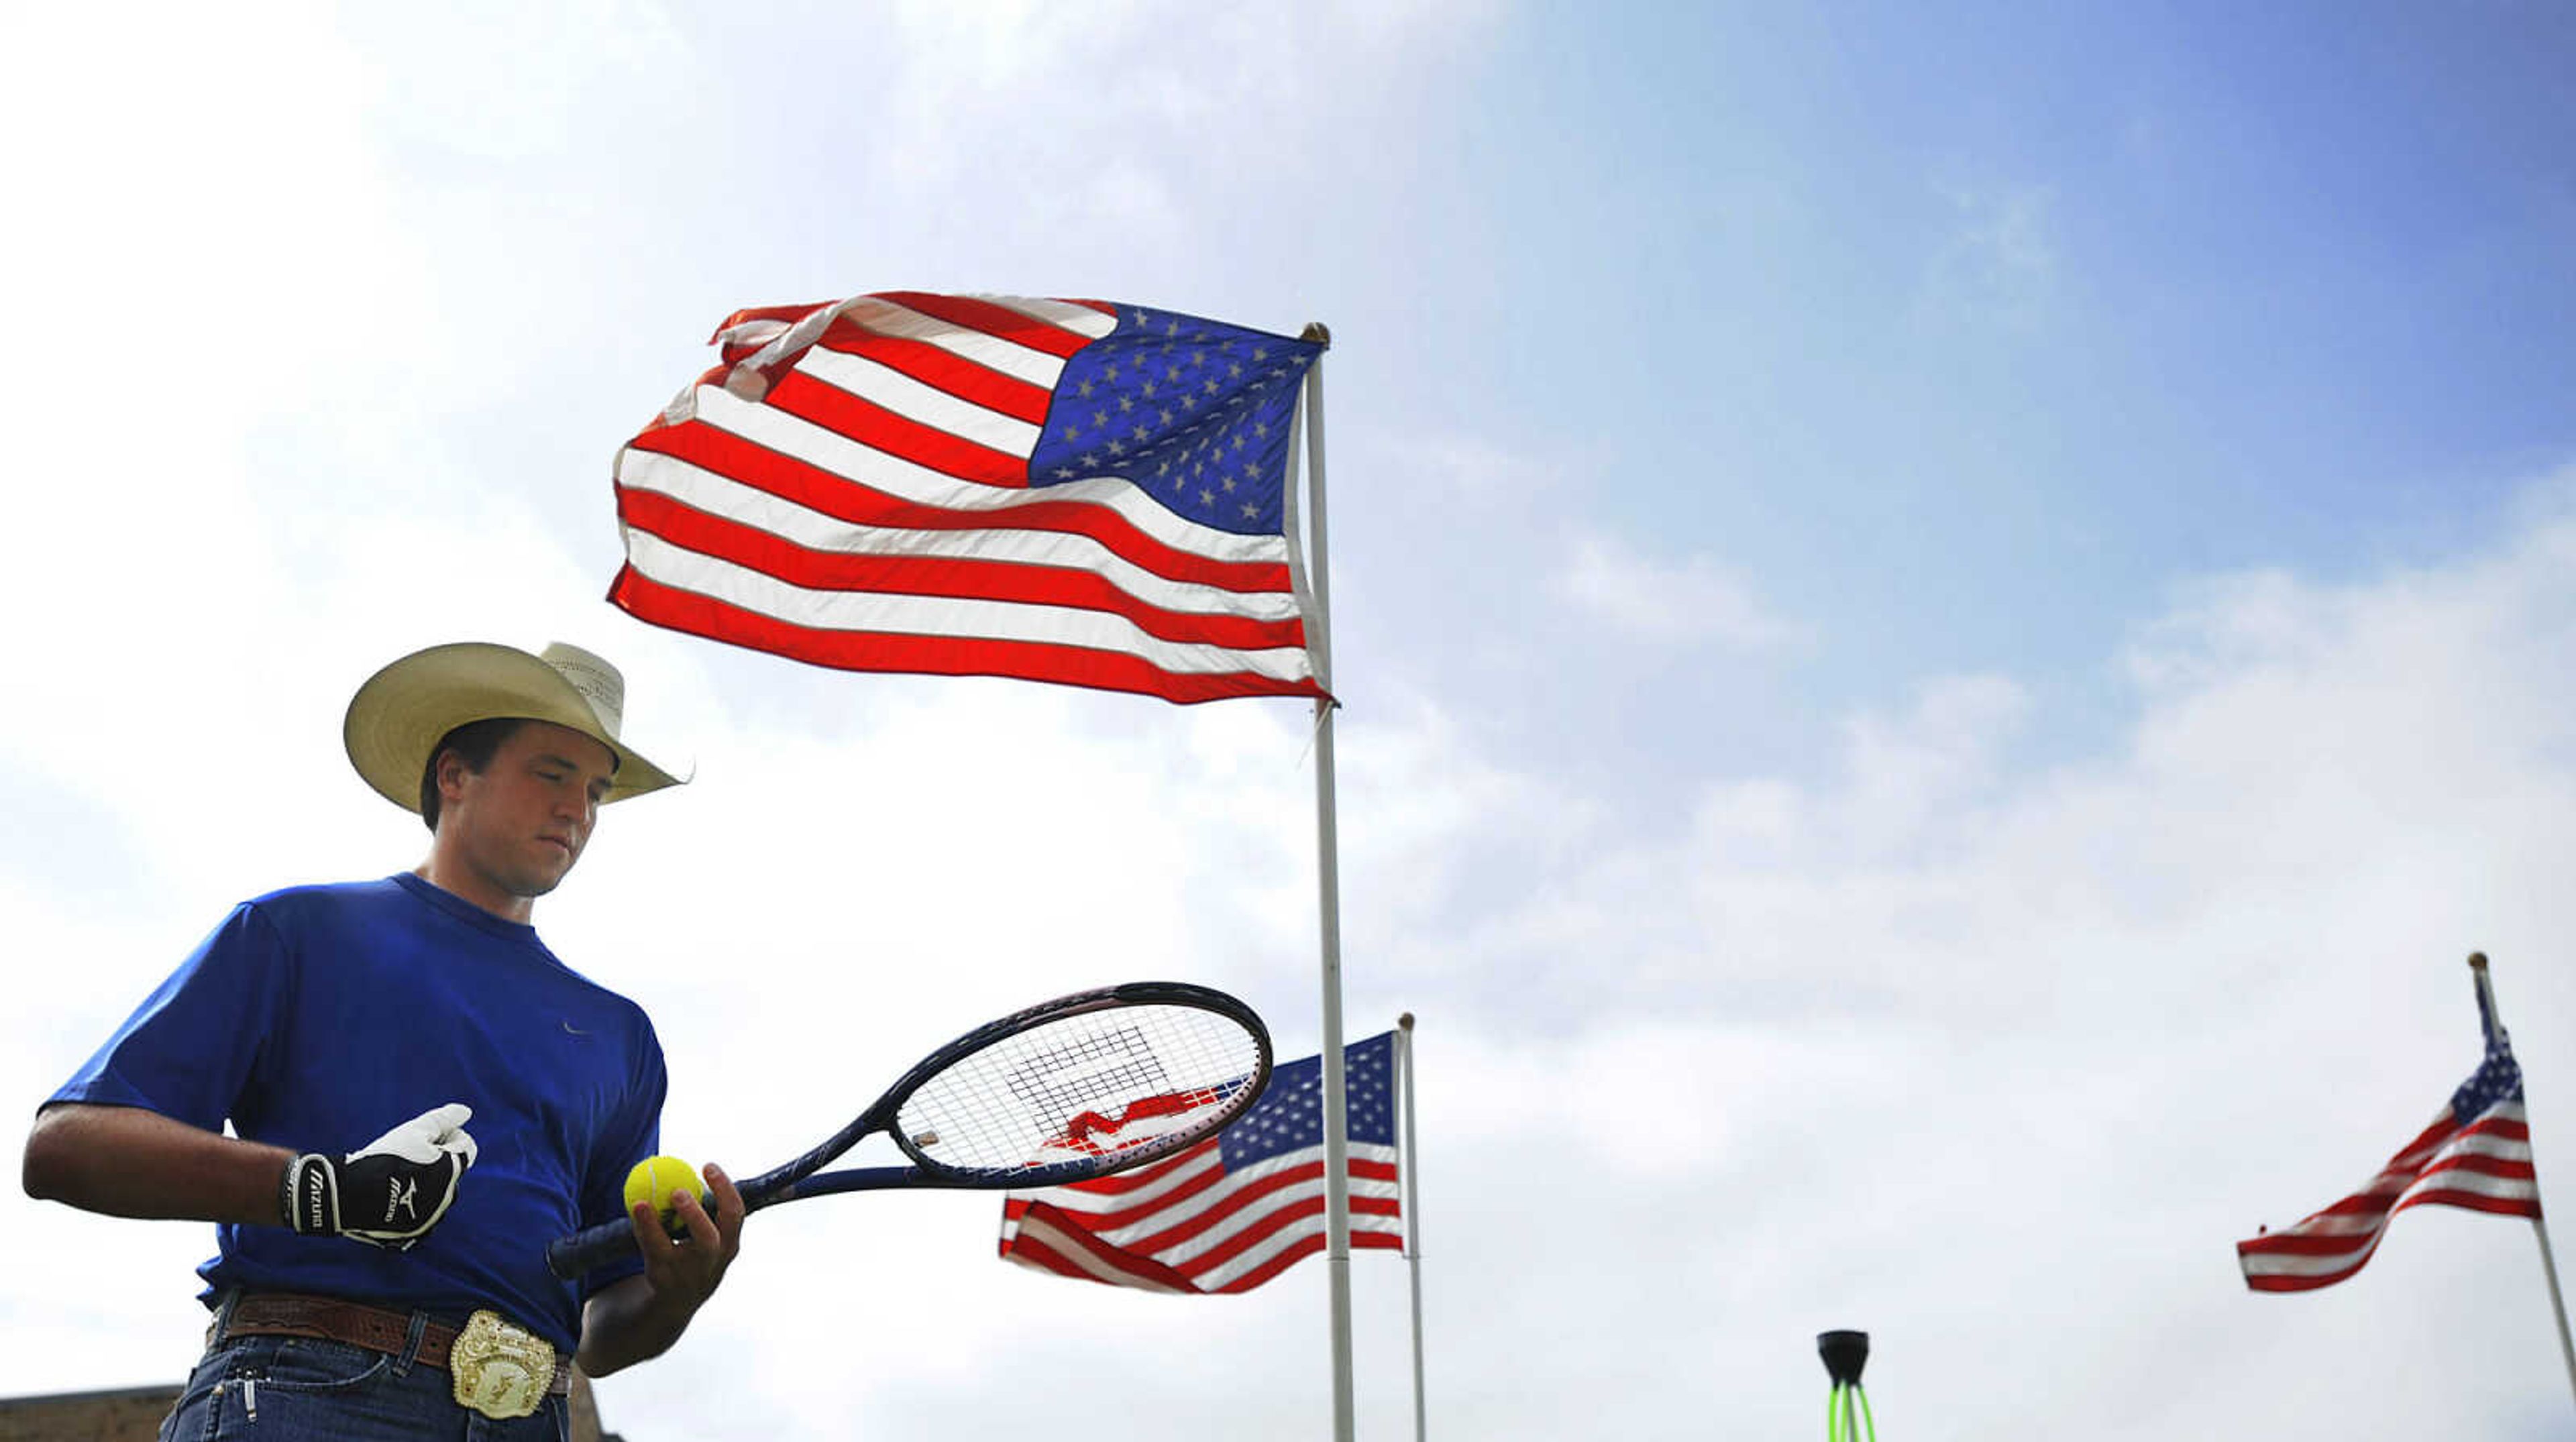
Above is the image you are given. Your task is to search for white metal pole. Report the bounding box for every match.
[1399,1013,1427,1442]
[2532,1219,2576,1410]
[2471,952,2576,1409]
[1294,326,1357,1442]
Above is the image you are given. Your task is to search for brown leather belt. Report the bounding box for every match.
[216,1292,573,1398]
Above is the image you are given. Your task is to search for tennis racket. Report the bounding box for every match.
[546,980,1271,1278]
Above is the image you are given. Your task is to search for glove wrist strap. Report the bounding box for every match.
[281,1154,339,1236]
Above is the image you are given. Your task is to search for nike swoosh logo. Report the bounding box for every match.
[561,1020,591,1037]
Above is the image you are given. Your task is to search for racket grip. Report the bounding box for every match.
[546,1214,642,1280]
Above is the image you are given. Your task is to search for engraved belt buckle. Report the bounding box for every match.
[451,1310,555,1421]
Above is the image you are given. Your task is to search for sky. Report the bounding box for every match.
[4,1,2575,1437]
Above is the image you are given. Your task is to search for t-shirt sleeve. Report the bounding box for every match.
[48,903,292,1133]
[576,1013,668,1301]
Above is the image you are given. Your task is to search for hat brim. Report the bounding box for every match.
[343,643,682,815]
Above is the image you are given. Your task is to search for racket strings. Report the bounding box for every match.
[898,1004,1263,1176]
[1002,1023,1173,1119]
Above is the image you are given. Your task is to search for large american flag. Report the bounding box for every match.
[2237,970,2544,1291]
[609,292,1330,704]
[999,1031,1402,1294]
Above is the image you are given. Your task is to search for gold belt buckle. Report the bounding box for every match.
[451,1310,555,1421]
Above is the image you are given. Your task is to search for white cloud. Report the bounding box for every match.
[1553,531,1805,649]
[1922,180,2060,329]
[337,4,693,165]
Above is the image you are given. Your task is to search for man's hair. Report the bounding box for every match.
[418,718,528,832]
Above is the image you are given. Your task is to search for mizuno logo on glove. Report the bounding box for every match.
[299,1166,333,1235]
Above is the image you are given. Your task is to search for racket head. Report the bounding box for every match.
[881,980,1272,1187]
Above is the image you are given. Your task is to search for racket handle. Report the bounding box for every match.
[546,1215,643,1279]
[546,1188,745,1278]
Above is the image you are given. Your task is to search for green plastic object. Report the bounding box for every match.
[1827,1383,1878,1442]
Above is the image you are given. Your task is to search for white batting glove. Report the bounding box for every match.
[281,1103,480,1250]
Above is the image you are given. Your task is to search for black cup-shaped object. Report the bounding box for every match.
[1817,1329,1869,1385]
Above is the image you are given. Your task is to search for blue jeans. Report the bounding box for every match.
[159,1309,568,1441]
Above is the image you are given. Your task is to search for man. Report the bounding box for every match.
[21,640,742,1439]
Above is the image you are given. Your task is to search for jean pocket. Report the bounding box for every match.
[230,1337,392,1394]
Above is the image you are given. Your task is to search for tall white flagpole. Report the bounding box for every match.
[2471,953,2576,1408]
[1289,323,1358,1442]
[1398,1012,1428,1442]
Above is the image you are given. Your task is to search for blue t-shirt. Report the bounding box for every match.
[50,873,663,1351]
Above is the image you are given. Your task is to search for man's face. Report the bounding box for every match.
[437,720,618,903]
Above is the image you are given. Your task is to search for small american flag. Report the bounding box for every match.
[2238,969,2544,1292]
[999,1032,1402,1294]
[608,292,1329,704]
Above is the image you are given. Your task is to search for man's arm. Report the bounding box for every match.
[21,1102,290,1225]
[25,1100,478,1251]
[576,1164,745,1378]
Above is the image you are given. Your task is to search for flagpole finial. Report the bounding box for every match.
[1398,1012,1415,1032]
[1817,1329,1869,1385]
[1301,321,1331,346]
[2469,951,2490,972]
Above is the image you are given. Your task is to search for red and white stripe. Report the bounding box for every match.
[2237,1101,2541,1292]
[999,1137,1402,1294]
[609,291,1322,704]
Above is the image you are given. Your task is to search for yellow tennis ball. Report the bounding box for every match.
[622,1155,704,1235]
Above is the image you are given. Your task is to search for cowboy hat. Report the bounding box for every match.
[343,641,684,814]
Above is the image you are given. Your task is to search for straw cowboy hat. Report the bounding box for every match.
[343,641,684,814]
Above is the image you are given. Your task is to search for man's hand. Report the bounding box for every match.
[282,1103,479,1249]
[576,1162,745,1377]
[633,1161,743,1309]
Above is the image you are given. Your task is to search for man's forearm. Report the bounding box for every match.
[576,1274,696,1378]
[576,1174,742,1378]
[21,1102,290,1227]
